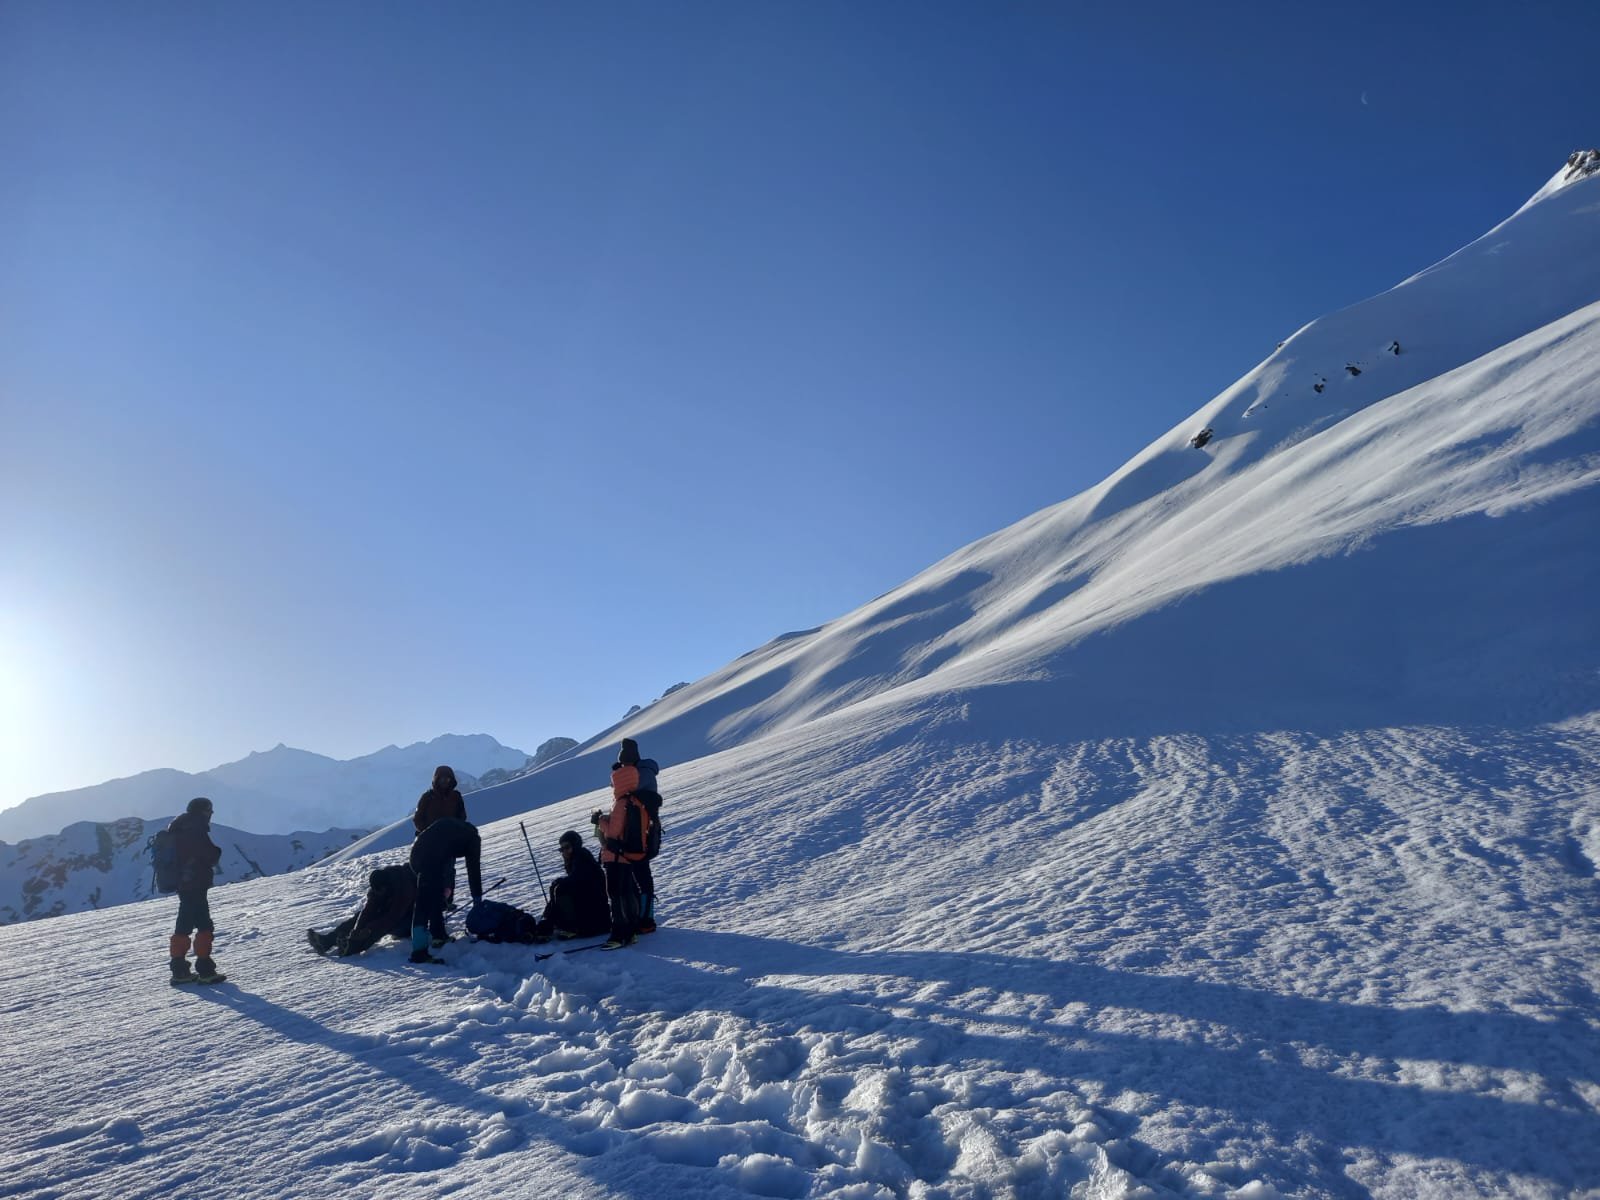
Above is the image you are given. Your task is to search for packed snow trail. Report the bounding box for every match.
[4,719,1598,1199]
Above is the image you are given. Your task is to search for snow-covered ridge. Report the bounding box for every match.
[0,816,366,925]
[1513,146,1600,216]
[331,164,1600,863]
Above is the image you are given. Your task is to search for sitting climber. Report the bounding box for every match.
[538,830,611,939]
[307,863,417,957]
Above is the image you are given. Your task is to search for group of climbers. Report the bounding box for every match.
[163,738,665,982]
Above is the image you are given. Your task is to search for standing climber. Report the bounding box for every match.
[592,737,661,948]
[167,797,225,985]
[414,765,467,909]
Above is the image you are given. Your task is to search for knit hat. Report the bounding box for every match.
[433,765,457,790]
[187,797,213,815]
[559,830,583,851]
[617,738,640,767]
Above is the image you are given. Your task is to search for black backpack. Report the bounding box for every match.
[149,828,181,893]
[638,790,663,860]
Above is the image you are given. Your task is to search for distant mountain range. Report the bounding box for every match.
[0,733,537,843]
[0,816,368,925]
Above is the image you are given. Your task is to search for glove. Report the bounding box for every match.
[591,810,604,826]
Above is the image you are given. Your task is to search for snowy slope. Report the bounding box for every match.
[4,161,1599,1200]
[0,733,532,842]
[333,160,1600,863]
[0,816,367,925]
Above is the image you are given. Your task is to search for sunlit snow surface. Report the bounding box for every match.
[4,170,1599,1199]
[4,717,1597,1199]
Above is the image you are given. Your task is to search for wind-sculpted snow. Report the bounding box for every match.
[4,718,1597,1199]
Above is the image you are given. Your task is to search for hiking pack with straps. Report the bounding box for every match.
[465,898,544,944]
[613,790,663,859]
[149,827,181,893]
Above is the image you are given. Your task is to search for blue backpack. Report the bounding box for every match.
[465,899,542,944]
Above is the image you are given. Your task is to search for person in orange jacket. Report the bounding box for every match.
[591,737,660,948]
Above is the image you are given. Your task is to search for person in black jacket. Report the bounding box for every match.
[408,817,483,963]
[168,797,225,984]
[413,765,467,909]
[307,864,418,957]
[539,830,610,939]
[413,765,466,833]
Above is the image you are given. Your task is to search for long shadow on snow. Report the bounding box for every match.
[655,930,1600,1192]
[184,985,521,1137]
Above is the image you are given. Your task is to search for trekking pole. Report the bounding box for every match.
[518,821,548,901]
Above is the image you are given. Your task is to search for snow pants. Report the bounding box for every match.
[171,890,214,961]
[173,889,213,936]
[603,861,645,941]
[412,868,450,950]
[636,860,656,920]
[545,881,610,938]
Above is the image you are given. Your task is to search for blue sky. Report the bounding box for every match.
[2,1,1596,813]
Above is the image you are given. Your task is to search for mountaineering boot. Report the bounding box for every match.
[169,933,196,984]
[307,929,333,955]
[601,934,636,951]
[191,932,224,982]
[408,926,446,964]
[636,917,657,934]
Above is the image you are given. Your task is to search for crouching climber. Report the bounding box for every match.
[307,864,418,957]
[409,817,483,964]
